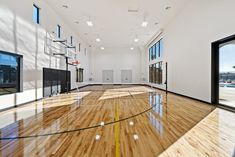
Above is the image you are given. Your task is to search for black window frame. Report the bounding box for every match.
[149,38,163,61]
[33,4,40,24]
[70,36,73,46]
[57,25,61,38]
[0,50,23,96]
[149,61,163,84]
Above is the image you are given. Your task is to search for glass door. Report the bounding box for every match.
[219,40,235,108]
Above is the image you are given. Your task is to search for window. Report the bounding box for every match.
[70,36,73,46]
[33,4,40,24]
[159,39,163,57]
[150,47,153,60]
[155,42,160,58]
[149,38,163,61]
[152,64,156,83]
[57,25,61,38]
[152,44,156,60]
[76,68,83,82]
[149,64,155,83]
[149,62,163,84]
[0,51,23,95]
[79,43,81,52]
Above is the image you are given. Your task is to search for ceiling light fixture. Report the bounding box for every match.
[134,35,139,42]
[87,21,93,27]
[100,46,105,50]
[87,17,93,27]
[141,13,148,27]
[96,38,101,42]
[130,47,134,50]
[142,21,148,27]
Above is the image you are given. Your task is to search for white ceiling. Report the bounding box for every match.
[46,0,189,48]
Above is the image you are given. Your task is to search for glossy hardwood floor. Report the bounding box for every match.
[0,85,233,157]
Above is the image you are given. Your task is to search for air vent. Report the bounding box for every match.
[128,9,139,13]
[128,6,139,13]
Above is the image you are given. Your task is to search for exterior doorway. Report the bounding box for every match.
[212,35,235,110]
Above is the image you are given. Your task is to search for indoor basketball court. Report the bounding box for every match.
[1,0,235,157]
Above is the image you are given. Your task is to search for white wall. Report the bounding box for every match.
[157,0,235,102]
[0,0,90,110]
[90,47,142,84]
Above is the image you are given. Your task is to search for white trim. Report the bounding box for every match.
[145,29,163,47]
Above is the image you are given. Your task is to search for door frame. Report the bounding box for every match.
[121,70,132,83]
[211,34,235,111]
[102,70,114,83]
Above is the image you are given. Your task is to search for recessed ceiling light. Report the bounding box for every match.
[62,5,69,8]
[130,47,134,50]
[96,38,101,42]
[134,38,139,42]
[100,47,105,50]
[165,6,171,10]
[142,21,148,27]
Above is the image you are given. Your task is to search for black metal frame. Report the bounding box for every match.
[211,34,235,111]
[0,50,23,96]
[57,25,61,38]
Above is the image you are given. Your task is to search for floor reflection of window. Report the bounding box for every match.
[149,112,163,137]
[149,93,163,117]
